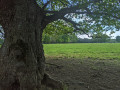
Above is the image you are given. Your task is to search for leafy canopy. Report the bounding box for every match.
[37,0,120,35]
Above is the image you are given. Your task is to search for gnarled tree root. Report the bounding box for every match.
[41,73,68,90]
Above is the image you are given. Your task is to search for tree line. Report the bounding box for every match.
[42,33,120,44]
[0,33,119,44]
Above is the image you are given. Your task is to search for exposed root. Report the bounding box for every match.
[45,62,62,68]
[41,73,68,90]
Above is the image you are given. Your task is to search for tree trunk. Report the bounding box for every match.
[0,0,66,90]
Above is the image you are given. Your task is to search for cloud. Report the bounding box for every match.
[106,31,120,39]
[78,31,120,39]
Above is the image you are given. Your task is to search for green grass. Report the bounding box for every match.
[43,43,120,59]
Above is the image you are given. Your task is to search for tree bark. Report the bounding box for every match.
[0,0,65,90]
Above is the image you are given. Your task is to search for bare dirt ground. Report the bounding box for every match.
[45,57,120,90]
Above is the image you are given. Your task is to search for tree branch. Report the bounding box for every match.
[44,5,83,24]
[42,1,51,10]
[62,17,80,27]
[44,0,101,23]
[45,11,58,14]
[62,17,89,36]
[42,0,114,33]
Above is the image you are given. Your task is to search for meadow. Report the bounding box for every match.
[44,43,120,90]
[44,43,120,60]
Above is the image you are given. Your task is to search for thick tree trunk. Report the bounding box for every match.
[0,0,65,90]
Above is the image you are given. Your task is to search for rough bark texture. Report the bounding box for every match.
[0,0,66,90]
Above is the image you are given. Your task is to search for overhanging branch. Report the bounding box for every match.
[42,0,118,32]
[62,17,89,36]
[62,17,80,27]
[44,0,102,23]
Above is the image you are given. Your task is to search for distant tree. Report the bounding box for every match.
[78,38,93,43]
[42,34,50,44]
[55,35,63,43]
[116,36,120,42]
[42,33,78,43]
[62,34,69,43]
[92,33,110,43]
[69,34,78,43]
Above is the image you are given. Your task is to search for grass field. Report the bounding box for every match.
[44,43,120,60]
[44,43,120,90]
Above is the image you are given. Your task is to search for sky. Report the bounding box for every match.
[79,31,120,39]
[110,31,120,39]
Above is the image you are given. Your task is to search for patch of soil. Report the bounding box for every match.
[45,57,120,90]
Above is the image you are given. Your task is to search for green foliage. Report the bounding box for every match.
[92,33,110,43]
[42,34,51,44]
[37,0,120,35]
[116,36,120,42]
[44,43,120,59]
[69,34,78,43]
[44,20,74,35]
[42,32,78,43]
[36,0,71,10]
